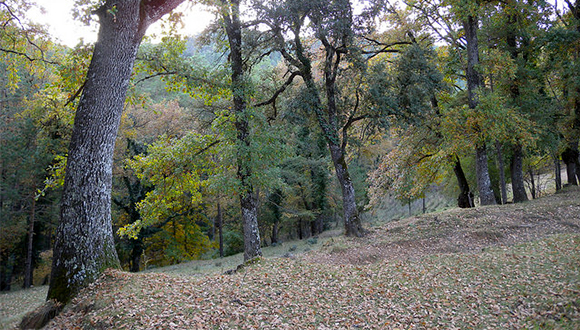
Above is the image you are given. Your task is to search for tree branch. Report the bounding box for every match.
[254,70,301,108]
[64,80,87,108]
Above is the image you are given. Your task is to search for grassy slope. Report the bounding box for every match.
[6,188,580,329]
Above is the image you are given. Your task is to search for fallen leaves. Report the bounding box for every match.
[11,189,580,329]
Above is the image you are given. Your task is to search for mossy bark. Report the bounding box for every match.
[47,0,185,304]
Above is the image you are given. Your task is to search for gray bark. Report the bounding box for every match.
[329,144,364,237]
[511,144,529,202]
[495,142,508,204]
[475,146,497,205]
[464,15,496,206]
[223,0,262,261]
[48,0,184,304]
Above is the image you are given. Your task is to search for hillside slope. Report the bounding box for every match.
[21,188,580,329]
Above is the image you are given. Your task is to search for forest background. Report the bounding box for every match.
[1,0,580,301]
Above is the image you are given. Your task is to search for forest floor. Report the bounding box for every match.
[5,187,580,329]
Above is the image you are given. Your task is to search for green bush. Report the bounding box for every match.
[223,231,244,257]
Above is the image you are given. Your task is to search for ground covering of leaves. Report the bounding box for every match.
[22,189,580,329]
[0,286,48,329]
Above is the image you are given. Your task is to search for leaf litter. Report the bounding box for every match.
[37,188,580,329]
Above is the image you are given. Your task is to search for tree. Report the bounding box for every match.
[462,10,497,206]
[221,0,263,260]
[256,0,373,237]
[548,0,580,186]
[48,0,186,304]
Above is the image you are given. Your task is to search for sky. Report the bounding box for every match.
[27,0,215,47]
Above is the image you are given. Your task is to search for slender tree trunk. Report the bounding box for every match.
[554,155,562,191]
[453,158,473,208]
[217,200,224,258]
[528,168,537,199]
[48,0,185,304]
[511,144,529,202]
[495,141,507,204]
[23,196,36,289]
[223,0,262,261]
[464,15,496,206]
[271,220,279,245]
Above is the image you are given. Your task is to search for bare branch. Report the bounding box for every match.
[64,80,87,108]
[254,70,301,108]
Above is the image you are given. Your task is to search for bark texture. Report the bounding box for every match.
[223,0,262,261]
[562,146,579,185]
[511,144,529,202]
[329,144,364,237]
[453,158,473,208]
[495,142,508,204]
[475,146,497,205]
[47,0,185,304]
[464,15,496,206]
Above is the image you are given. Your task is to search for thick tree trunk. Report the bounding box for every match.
[495,142,507,204]
[48,0,184,304]
[562,146,579,186]
[464,15,496,206]
[329,144,364,237]
[475,146,497,205]
[223,0,262,262]
[23,196,36,289]
[453,158,473,208]
[511,144,529,202]
[129,238,144,272]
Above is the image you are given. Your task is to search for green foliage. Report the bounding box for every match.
[121,133,217,238]
[223,230,244,257]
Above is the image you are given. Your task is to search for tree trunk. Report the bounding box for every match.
[554,155,562,191]
[0,254,14,291]
[23,196,36,289]
[129,238,143,272]
[475,146,497,205]
[223,0,262,262]
[453,158,474,208]
[495,142,507,204]
[511,144,529,202]
[48,0,184,304]
[528,168,537,199]
[271,219,279,245]
[217,200,224,258]
[329,143,364,237]
[562,146,579,185]
[464,15,496,206]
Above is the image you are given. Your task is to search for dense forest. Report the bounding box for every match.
[1,0,579,310]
